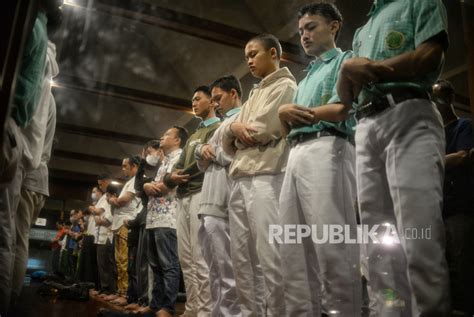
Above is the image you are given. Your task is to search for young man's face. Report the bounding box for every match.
[97,179,110,193]
[160,128,180,151]
[192,91,213,119]
[92,187,101,196]
[298,14,338,56]
[122,158,132,178]
[245,40,276,78]
[211,87,236,116]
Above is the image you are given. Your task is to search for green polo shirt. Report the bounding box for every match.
[353,0,449,105]
[287,48,355,142]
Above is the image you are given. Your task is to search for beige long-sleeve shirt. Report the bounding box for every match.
[222,67,297,179]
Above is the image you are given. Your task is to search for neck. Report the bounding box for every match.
[225,102,241,115]
[164,146,179,156]
[262,64,279,78]
[202,112,216,121]
[314,42,336,58]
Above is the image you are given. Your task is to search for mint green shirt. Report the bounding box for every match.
[12,12,49,128]
[224,107,240,118]
[353,0,448,105]
[287,48,355,141]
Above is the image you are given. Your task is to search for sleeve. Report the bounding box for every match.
[194,143,208,172]
[12,16,48,127]
[455,120,473,152]
[42,94,56,164]
[222,122,237,156]
[212,143,233,166]
[103,207,113,224]
[212,120,234,166]
[249,81,297,145]
[412,0,448,50]
[124,179,136,195]
[180,127,218,176]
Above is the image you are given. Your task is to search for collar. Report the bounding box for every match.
[368,0,394,16]
[257,67,293,88]
[38,12,48,25]
[198,116,220,128]
[225,107,241,118]
[306,48,342,71]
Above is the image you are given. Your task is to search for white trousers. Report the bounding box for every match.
[177,192,212,317]
[356,99,450,316]
[0,119,24,315]
[229,174,285,317]
[199,215,242,317]
[279,136,361,316]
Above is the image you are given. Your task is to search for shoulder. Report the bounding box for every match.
[339,50,354,61]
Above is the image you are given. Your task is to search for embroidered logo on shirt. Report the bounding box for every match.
[385,31,405,50]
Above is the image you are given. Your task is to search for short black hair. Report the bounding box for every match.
[125,155,141,167]
[193,85,211,98]
[210,75,243,99]
[144,140,160,150]
[298,2,343,41]
[106,183,122,196]
[248,34,282,60]
[434,79,455,104]
[172,125,189,148]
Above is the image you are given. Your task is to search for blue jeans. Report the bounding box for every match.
[148,228,180,314]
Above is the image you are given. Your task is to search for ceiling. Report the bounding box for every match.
[47,0,471,200]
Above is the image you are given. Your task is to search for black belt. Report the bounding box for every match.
[355,89,430,121]
[290,129,353,147]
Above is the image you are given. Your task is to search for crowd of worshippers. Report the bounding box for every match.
[1,0,474,317]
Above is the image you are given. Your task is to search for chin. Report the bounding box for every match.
[304,48,315,56]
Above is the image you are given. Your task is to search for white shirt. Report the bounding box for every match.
[95,195,113,245]
[111,176,140,231]
[85,214,97,243]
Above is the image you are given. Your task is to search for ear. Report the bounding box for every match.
[330,20,341,37]
[230,88,237,98]
[270,47,278,60]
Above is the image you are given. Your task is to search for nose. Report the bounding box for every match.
[302,31,309,41]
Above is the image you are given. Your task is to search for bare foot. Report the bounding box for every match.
[111,296,128,306]
[124,303,141,311]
